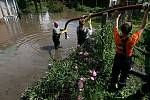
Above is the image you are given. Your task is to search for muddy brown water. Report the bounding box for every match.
[0,10,84,100]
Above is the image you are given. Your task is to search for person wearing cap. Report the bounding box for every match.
[108,3,150,93]
[52,21,67,49]
[77,14,92,47]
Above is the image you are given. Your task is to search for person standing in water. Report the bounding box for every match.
[77,14,92,46]
[52,21,67,49]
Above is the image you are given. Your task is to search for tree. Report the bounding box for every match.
[17,0,27,10]
[96,0,97,6]
[33,0,38,11]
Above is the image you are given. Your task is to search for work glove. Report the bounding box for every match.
[60,28,67,34]
[63,29,68,33]
[143,2,150,11]
[88,18,92,30]
[61,29,69,39]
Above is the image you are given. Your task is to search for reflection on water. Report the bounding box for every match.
[0,10,84,58]
[0,10,84,100]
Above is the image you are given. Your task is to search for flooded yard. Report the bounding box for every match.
[0,10,83,100]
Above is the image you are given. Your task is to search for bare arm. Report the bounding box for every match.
[140,10,149,29]
[129,6,149,46]
[88,18,92,30]
[139,5,149,33]
[115,14,121,31]
[84,14,91,22]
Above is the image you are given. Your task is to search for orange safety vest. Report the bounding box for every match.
[114,26,142,57]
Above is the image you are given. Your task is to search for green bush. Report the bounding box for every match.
[46,1,64,13]
[75,4,102,13]
[76,5,91,12]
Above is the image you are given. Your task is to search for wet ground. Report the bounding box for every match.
[0,10,83,100]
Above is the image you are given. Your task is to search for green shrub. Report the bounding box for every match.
[46,1,64,13]
[76,4,102,13]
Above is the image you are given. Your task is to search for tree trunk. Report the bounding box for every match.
[68,0,71,8]
[37,0,42,9]
[33,0,38,11]
[96,0,97,6]
[81,0,83,5]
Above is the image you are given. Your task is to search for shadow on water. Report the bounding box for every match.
[40,45,54,52]
[40,45,55,56]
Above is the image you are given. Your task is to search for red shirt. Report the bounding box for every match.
[114,26,142,56]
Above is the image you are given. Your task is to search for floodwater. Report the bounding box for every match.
[0,10,84,100]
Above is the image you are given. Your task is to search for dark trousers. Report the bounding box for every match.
[52,35,60,49]
[78,38,86,46]
[110,54,132,90]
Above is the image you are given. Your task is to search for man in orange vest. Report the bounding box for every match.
[108,3,150,93]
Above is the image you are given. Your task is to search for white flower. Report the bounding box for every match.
[90,77,95,81]
[79,52,83,55]
[84,51,89,56]
[80,77,84,81]
[75,65,78,69]
[92,70,97,77]
[89,70,92,74]
[48,63,52,66]
[78,80,84,90]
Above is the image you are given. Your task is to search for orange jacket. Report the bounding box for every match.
[114,26,142,56]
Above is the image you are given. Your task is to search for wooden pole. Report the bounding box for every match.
[63,4,143,30]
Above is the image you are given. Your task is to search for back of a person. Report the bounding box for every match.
[114,22,139,57]
[77,26,87,45]
[77,26,87,38]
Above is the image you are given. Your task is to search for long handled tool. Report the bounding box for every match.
[63,4,145,39]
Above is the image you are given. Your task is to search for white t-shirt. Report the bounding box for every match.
[109,0,117,7]
[77,26,92,39]
[53,27,61,36]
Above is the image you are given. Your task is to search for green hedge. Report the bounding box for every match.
[46,1,65,13]
[75,4,102,13]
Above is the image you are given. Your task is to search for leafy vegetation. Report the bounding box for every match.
[21,19,149,99]
[46,1,65,13]
[75,4,102,13]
